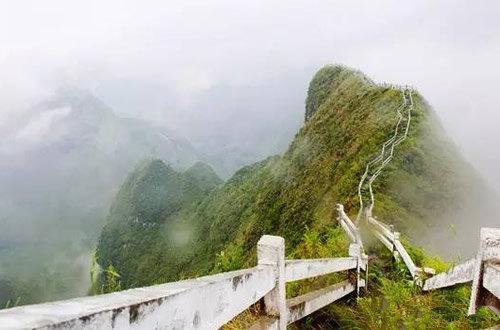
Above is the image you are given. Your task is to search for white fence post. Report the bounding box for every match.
[348,243,362,296]
[337,203,367,295]
[257,235,287,329]
[389,225,400,261]
[468,228,500,315]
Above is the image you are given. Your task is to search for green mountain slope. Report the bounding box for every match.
[95,160,222,287]
[0,87,205,308]
[95,65,498,328]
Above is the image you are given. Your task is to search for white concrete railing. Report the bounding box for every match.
[336,204,368,295]
[422,258,475,291]
[285,257,357,282]
[367,216,434,281]
[423,227,500,316]
[252,234,365,329]
[350,84,417,283]
[0,234,365,330]
[336,204,362,247]
[379,83,416,91]
[357,87,413,221]
[0,266,275,330]
[482,263,500,314]
[367,88,413,217]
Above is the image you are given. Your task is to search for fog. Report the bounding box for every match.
[1,0,500,305]
[1,0,500,186]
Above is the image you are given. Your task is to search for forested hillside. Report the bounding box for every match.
[0,87,201,308]
[95,65,499,328]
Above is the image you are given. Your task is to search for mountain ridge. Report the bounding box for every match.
[95,65,499,327]
[0,87,203,307]
[97,64,497,279]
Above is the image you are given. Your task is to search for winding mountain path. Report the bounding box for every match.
[357,87,413,221]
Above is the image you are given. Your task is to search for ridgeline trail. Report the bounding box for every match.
[0,82,497,329]
[357,87,413,221]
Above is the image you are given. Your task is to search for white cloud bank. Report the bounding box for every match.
[0,0,499,187]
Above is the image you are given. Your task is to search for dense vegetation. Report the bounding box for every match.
[0,87,203,308]
[95,65,498,328]
[95,160,222,288]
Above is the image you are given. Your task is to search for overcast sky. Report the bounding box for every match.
[1,0,499,189]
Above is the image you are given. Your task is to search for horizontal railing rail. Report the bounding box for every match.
[483,263,500,299]
[482,263,500,314]
[422,227,500,316]
[336,204,362,246]
[254,232,366,328]
[285,257,357,282]
[286,280,355,325]
[468,228,500,315]
[422,258,476,291]
[0,211,496,329]
[336,204,368,296]
[0,266,275,330]
[0,232,366,330]
[367,216,430,281]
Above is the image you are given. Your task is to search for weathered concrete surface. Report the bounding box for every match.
[336,204,367,296]
[469,228,500,315]
[483,263,500,299]
[339,218,357,242]
[393,239,419,279]
[371,228,393,251]
[257,235,287,330]
[285,257,357,282]
[368,217,396,242]
[0,234,362,329]
[348,243,367,271]
[1,225,495,329]
[369,216,424,280]
[423,258,475,291]
[0,266,275,330]
[483,263,500,314]
[337,204,357,243]
[337,204,365,251]
[348,243,361,258]
[286,280,355,324]
[482,228,500,261]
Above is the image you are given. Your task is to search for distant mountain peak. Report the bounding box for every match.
[305,65,372,121]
